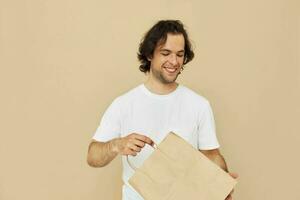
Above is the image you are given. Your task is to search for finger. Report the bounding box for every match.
[129,143,142,153]
[127,149,137,156]
[133,139,146,148]
[133,134,154,145]
[225,194,232,200]
[229,172,239,179]
[121,149,137,156]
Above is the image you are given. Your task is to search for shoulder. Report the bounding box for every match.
[179,85,210,108]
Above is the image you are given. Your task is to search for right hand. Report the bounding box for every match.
[112,133,154,156]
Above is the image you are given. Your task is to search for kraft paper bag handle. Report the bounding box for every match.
[126,143,158,171]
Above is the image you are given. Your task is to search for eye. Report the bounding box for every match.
[161,53,169,56]
[177,54,184,57]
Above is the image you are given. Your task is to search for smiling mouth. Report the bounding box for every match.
[163,67,178,73]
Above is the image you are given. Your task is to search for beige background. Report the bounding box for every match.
[0,0,299,199]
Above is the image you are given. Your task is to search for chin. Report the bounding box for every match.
[162,77,178,84]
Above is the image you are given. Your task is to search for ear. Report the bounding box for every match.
[147,54,153,62]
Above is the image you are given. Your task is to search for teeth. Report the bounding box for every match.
[164,67,176,73]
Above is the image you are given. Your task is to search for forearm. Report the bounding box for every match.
[87,139,119,168]
[87,133,154,167]
[200,149,229,172]
[208,153,228,172]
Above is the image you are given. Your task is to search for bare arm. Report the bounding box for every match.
[199,148,228,172]
[87,133,153,168]
[200,149,239,200]
[87,139,119,167]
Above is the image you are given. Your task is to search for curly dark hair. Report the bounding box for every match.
[138,20,194,73]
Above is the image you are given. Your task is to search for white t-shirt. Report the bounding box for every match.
[93,83,220,200]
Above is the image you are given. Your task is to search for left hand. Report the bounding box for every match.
[225,172,239,200]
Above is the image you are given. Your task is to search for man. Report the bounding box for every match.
[87,20,238,200]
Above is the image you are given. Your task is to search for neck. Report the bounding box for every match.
[144,75,178,95]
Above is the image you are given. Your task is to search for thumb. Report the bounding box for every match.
[229,172,239,179]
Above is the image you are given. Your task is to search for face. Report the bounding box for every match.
[149,33,185,84]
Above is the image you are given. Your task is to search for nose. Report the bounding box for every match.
[168,54,178,66]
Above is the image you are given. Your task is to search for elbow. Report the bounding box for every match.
[87,153,107,168]
[87,141,112,168]
[87,157,98,168]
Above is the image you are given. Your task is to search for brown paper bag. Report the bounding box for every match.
[128,132,237,200]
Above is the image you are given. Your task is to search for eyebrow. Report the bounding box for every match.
[159,48,185,53]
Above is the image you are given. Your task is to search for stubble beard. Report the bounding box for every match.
[151,66,181,84]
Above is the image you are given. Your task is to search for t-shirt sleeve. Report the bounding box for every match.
[92,98,121,142]
[197,101,220,150]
